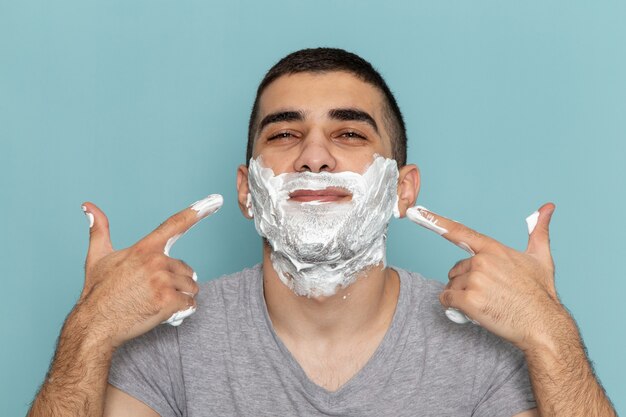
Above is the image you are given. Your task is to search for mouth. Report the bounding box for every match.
[288,187,352,203]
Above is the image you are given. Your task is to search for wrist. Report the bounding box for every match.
[519,306,582,358]
[65,302,117,356]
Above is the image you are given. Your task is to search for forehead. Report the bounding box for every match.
[258,71,386,118]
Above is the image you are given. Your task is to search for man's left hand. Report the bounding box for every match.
[407,203,568,351]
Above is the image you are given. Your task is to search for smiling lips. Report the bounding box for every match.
[289,187,352,203]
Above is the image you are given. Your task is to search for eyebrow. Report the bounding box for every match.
[258,110,305,133]
[257,107,379,135]
[328,108,379,134]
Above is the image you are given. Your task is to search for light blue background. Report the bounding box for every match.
[2,1,624,415]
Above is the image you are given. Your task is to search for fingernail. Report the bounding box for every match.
[190,194,224,218]
[406,206,448,235]
[81,205,94,228]
[526,211,539,234]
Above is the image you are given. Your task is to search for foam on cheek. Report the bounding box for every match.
[247,155,399,297]
[393,203,401,219]
[246,193,254,217]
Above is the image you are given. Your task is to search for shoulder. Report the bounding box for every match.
[393,267,532,406]
[195,263,262,308]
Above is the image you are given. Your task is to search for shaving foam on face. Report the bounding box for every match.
[248,155,400,297]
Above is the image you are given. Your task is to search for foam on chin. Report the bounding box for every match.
[247,155,400,297]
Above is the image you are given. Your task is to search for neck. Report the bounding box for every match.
[262,243,400,345]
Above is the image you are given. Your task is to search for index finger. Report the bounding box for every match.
[139,194,223,252]
[406,205,498,255]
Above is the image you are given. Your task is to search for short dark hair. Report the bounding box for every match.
[246,48,407,166]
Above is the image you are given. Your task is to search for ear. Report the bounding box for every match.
[396,164,420,218]
[236,164,253,219]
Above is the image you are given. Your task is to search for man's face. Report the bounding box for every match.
[251,71,395,179]
[238,70,420,296]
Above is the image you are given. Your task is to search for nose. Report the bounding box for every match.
[293,131,336,173]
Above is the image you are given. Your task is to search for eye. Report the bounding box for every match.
[268,131,296,141]
[338,131,367,140]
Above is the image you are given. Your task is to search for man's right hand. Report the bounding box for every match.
[78,194,223,349]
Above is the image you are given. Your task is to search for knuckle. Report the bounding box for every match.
[448,259,466,279]
[470,255,487,269]
[158,288,177,307]
[149,270,170,289]
[467,272,484,290]
[176,259,194,274]
[146,252,167,268]
[447,269,455,280]
[190,280,200,295]
[440,290,453,307]
[462,227,483,241]
[131,242,148,256]
[160,214,187,235]
[184,293,196,308]
[464,291,481,309]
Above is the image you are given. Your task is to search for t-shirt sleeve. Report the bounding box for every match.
[108,324,186,417]
[471,334,537,417]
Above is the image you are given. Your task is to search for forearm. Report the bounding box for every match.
[523,311,616,417]
[28,306,114,417]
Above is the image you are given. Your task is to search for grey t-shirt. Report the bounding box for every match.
[109,265,536,416]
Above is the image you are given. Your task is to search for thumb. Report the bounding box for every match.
[525,202,556,257]
[82,202,114,269]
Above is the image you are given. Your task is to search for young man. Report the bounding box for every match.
[29,48,616,416]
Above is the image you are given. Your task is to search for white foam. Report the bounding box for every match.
[164,233,182,256]
[526,211,539,234]
[81,205,94,228]
[190,194,223,218]
[406,206,448,235]
[247,155,400,297]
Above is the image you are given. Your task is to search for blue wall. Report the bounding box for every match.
[2,1,624,414]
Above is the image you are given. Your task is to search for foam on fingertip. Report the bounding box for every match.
[164,306,196,326]
[526,211,540,234]
[406,206,448,235]
[190,194,224,218]
[81,205,95,228]
[445,307,471,324]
